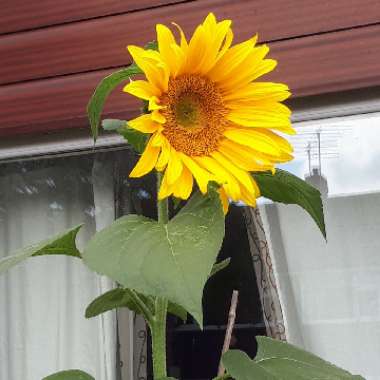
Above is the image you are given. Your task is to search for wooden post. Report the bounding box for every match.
[217,290,239,377]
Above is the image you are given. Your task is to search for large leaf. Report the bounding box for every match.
[87,64,142,141]
[210,258,230,277]
[116,125,147,153]
[145,40,158,51]
[42,369,94,380]
[254,336,365,379]
[0,225,82,274]
[87,41,157,141]
[223,337,365,380]
[101,118,127,131]
[102,119,147,153]
[85,288,187,321]
[82,189,225,326]
[85,288,142,318]
[223,350,273,380]
[253,169,326,238]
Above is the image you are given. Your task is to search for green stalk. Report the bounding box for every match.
[151,297,168,378]
[150,171,169,379]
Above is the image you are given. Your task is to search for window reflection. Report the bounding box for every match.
[259,112,380,380]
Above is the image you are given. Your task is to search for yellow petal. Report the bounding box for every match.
[128,114,160,133]
[158,168,175,199]
[180,153,213,194]
[218,187,229,215]
[166,149,183,185]
[224,127,283,157]
[170,43,186,77]
[256,129,293,154]
[148,96,164,111]
[129,136,160,178]
[227,107,292,131]
[123,80,159,100]
[182,14,225,74]
[240,185,258,207]
[156,140,171,171]
[223,82,290,103]
[150,131,166,147]
[127,45,169,93]
[215,28,234,62]
[227,58,278,91]
[227,101,291,117]
[194,156,241,200]
[211,151,257,195]
[208,35,258,82]
[151,110,166,124]
[218,139,272,172]
[217,44,276,91]
[199,18,233,74]
[203,12,217,29]
[156,24,182,76]
[172,22,188,52]
[173,166,193,200]
[182,24,206,74]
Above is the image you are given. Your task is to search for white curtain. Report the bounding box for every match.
[260,192,380,380]
[0,155,117,380]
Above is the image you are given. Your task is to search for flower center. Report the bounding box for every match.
[175,95,200,128]
[160,74,228,156]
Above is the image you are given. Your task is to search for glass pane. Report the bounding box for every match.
[0,152,119,380]
[259,112,380,380]
[166,205,266,380]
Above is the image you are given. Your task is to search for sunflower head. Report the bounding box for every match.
[123,13,295,212]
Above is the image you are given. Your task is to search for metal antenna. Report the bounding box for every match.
[307,142,312,176]
[287,123,351,176]
[317,129,322,174]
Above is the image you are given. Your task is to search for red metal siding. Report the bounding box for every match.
[1,0,380,136]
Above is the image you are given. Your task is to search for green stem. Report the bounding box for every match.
[151,171,169,379]
[157,171,169,224]
[151,297,168,379]
[126,289,153,324]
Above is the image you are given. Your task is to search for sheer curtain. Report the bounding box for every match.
[0,154,117,380]
[258,112,380,380]
[260,195,380,379]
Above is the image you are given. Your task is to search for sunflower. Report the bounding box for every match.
[123,13,295,212]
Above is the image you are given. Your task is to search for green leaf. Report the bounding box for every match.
[82,189,225,326]
[85,288,187,321]
[42,369,94,380]
[167,301,187,322]
[212,375,232,380]
[222,337,365,380]
[85,288,141,318]
[253,169,326,238]
[223,350,273,380]
[87,64,142,141]
[101,118,127,131]
[210,258,231,277]
[101,119,147,153]
[254,336,365,379]
[117,126,147,153]
[0,225,82,274]
[145,40,158,51]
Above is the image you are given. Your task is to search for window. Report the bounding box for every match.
[164,205,266,380]
[3,97,377,380]
[0,148,121,380]
[259,110,380,380]
[0,135,268,380]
